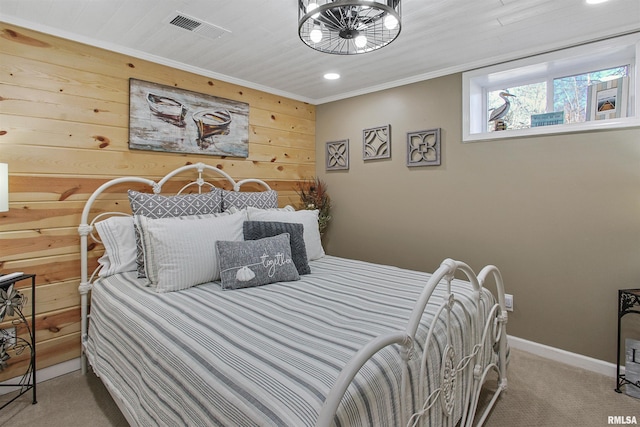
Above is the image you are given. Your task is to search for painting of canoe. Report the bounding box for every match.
[129,78,249,157]
[192,109,231,149]
[146,93,187,127]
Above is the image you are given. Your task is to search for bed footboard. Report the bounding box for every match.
[316,258,508,427]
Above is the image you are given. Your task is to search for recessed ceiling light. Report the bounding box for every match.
[324,73,340,80]
[586,0,609,4]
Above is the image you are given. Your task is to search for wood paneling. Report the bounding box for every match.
[0,22,315,382]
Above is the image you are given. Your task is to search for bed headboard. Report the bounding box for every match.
[78,162,271,280]
[77,162,272,372]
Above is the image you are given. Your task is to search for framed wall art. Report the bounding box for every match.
[129,78,249,157]
[407,128,441,167]
[586,76,629,121]
[363,124,391,160]
[326,140,349,171]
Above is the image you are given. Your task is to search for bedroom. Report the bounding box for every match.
[0,0,639,425]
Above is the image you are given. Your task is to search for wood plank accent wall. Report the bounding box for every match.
[0,22,316,381]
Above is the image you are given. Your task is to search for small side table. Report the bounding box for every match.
[615,288,640,394]
[0,274,36,409]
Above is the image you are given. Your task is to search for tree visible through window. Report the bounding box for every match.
[487,65,628,132]
[554,66,628,124]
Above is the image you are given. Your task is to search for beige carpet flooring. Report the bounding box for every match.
[0,348,638,426]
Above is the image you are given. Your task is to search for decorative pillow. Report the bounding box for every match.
[128,189,223,277]
[243,221,310,275]
[134,210,246,293]
[94,216,137,277]
[225,205,295,215]
[221,189,278,211]
[246,207,325,261]
[216,233,300,290]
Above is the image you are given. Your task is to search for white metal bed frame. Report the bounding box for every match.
[78,162,508,427]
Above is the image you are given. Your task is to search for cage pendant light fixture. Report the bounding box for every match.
[298,0,401,55]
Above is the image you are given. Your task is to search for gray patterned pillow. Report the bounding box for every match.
[128,189,223,277]
[243,221,310,275]
[216,233,300,290]
[221,189,278,211]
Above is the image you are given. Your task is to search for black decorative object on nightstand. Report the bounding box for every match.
[0,273,36,409]
[616,288,640,395]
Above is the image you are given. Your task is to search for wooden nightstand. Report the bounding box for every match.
[0,273,36,409]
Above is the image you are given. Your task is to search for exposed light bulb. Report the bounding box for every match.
[310,26,323,43]
[308,2,320,18]
[384,14,398,30]
[355,35,367,48]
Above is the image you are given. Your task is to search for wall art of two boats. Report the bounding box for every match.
[146,93,233,149]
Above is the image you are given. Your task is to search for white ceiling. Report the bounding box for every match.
[1,0,639,104]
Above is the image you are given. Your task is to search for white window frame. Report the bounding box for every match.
[463,33,640,142]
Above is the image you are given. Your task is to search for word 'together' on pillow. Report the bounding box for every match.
[128,189,224,278]
[246,207,325,261]
[134,210,246,293]
[243,221,310,275]
[221,189,278,212]
[216,233,300,290]
[94,215,137,277]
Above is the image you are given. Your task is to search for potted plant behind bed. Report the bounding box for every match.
[296,177,331,236]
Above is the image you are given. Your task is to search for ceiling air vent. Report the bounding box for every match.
[165,12,231,40]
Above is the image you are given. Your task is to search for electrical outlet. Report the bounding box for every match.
[1,327,16,345]
[504,293,513,312]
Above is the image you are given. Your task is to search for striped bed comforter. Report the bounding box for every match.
[86,256,494,427]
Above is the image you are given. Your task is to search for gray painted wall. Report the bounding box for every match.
[316,72,640,363]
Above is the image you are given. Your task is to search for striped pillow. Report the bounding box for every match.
[128,189,223,278]
[95,216,137,276]
[134,210,246,292]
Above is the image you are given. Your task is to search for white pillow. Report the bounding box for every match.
[225,205,295,215]
[135,210,246,292]
[246,207,325,260]
[94,216,137,277]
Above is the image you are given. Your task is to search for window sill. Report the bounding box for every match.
[463,116,640,142]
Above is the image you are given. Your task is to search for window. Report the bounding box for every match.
[554,66,629,124]
[463,34,640,142]
[487,82,546,131]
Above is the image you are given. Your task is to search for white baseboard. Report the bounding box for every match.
[507,334,620,378]
[0,357,81,395]
[0,336,620,395]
